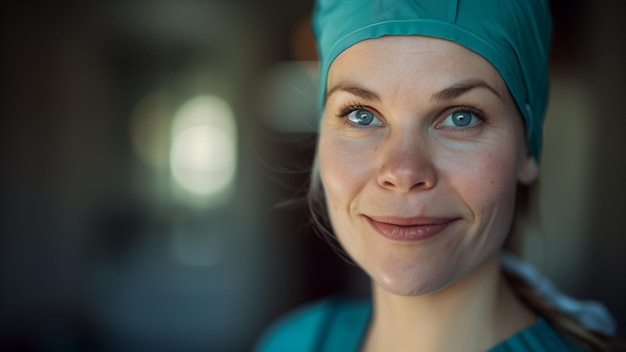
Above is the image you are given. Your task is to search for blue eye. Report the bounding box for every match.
[440,110,480,127]
[451,112,472,126]
[347,109,383,126]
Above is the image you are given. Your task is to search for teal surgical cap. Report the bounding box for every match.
[312,0,552,160]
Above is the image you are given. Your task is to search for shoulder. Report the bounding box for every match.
[254,297,370,352]
[489,318,589,352]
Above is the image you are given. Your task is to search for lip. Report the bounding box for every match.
[365,215,458,242]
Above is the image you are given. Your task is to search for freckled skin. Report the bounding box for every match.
[318,36,538,297]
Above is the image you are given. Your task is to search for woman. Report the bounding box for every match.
[257,0,618,351]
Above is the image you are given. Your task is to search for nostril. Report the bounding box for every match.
[382,180,395,188]
[377,163,436,192]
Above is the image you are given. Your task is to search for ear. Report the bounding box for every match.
[517,155,539,185]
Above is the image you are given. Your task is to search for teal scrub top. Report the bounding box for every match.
[255,297,587,352]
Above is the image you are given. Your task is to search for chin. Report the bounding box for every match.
[368,259,459,297]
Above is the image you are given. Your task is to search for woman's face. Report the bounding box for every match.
[318,36,538,296]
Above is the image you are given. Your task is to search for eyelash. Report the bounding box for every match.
[446,105,488,121]
[336,102,369,118]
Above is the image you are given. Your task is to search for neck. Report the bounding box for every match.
[363,253,535,352]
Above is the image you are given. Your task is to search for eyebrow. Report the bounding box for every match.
[431,79,503,102]
[326,85,381,102]
[326,79,502,103]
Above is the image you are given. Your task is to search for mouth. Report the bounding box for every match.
[364,215,458,242]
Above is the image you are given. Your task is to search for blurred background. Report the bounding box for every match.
[1,1,624,351]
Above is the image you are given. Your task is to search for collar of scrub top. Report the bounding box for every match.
[312,0,552,161]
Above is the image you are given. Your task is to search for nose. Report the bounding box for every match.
[376,133,437,193]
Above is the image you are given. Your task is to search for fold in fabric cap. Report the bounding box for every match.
[312,0,552,160]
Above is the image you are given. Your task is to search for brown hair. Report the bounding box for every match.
[306,160,623,351]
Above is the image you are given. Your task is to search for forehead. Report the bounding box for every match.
[328,35,507,96]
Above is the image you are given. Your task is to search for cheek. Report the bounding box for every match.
[317,129,378,254]
[440,129,520,202]
[318,132,374,206]
[449,148,519,250]
[462,154,516,209]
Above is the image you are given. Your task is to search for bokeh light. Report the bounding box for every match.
[169,95,237,201]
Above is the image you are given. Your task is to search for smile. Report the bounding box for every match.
[364,216,458,242]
